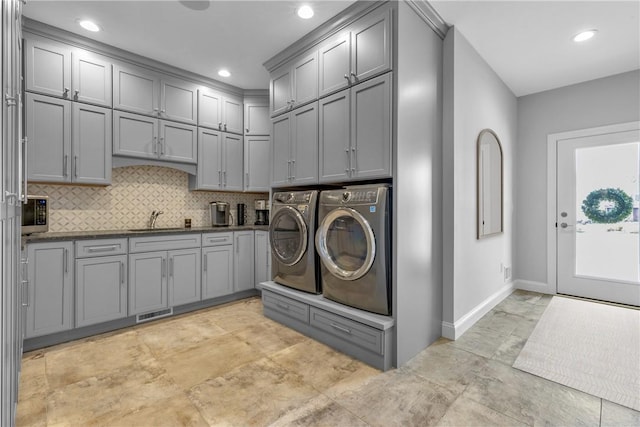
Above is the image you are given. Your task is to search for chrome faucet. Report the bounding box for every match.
[149,210,164,229]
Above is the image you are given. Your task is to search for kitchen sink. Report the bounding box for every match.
[128,227,186,232]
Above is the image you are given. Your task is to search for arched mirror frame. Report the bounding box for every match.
[477,128,504,239]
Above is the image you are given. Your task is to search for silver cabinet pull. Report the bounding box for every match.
[161,109,166,114]
[160,137,165,155]
[223,171,227,186]
[344,148,350,173]
[245,128,249,133]
[343,74,350,84]
[74,90,79,99]
[245,172,249,188]
[560,223,573,229]
[74,155,78,178]
[351,147,356,174]
[21,279,29,307]
[350,71,357,81]
[223,123,227,131]
[330,323,352,334]
[276,302,289,310]
[153,107,159,116]
[218,122,223,130]
[287,160,291,180]
[203,255,207,272]
[63,154,68,177]
[63,87,69,98]
[87,245,118,253]
[161,258,166,278]
[63,249,68,273]
[153,136,158,154]
[21,137,28,203]
[236,236,239,254]
[169,257,174,278]
[291,159,296,180]
[120,262,125,285]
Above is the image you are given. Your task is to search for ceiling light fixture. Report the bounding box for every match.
[297,5,314,19]
[218,69,231,78]
[573,29,597,42]
[78,19,100,32]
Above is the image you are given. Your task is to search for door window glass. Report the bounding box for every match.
[271,210,304,264]
[325,216,368,271]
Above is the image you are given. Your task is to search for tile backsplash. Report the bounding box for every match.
[28,166,269,232]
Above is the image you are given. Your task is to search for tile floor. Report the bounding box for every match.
[16,290,640,426]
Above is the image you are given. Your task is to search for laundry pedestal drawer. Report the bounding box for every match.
[263,291,309,324]
[309,307,383,355]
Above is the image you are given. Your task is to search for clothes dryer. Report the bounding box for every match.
[269,190,320,294]
[315,184,391,315]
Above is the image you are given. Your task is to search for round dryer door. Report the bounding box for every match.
[269,206,308,266]
[316,207,376,281]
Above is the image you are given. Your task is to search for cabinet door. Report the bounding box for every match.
[113,63,160,116]
[234,231,255,292]
[222,96,243,135]
[159,120,197,164]
[191,128,222,190]
[160,77,197,125]
[202,246,234,299]
[222,133,243,191]
[244,136,270,192]
[292,51,318,108]
[198,89,222,130]
[113,110,158,160]
[128,251,167,315]
[351,73,392,179]
[318,33,351,98]
[75,255,127,327]
[25,93,71,183]
[72,103,112,185]
[244,102,270,135]
[24,38,72,99]
[270,64,292,117]
[72,50,112,107]
[271,114,291,187]
[350,8,392,82]
[319,89,350,183]
[25,242,73,338]
[291,102,318,185]
[254,231,271,284]
[169,248,201,306]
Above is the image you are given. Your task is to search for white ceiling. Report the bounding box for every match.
[430,1,640,96]
[23,1,640,96]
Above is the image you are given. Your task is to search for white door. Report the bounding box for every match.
[557,129,640,306]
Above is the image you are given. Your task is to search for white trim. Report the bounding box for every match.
[514,279,554,294]
[441,281,514,340]
[546,121,640,296]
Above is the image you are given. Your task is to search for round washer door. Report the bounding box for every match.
[269,206,308,266]
[315,207,376,281]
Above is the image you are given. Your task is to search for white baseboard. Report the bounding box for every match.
[441,281,515,340]
[514,279,554,294]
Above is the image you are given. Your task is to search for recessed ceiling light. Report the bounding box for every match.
[573,29,597,42]
[78,19,100,32]
[218,69,231,78]
[297,5,314,19]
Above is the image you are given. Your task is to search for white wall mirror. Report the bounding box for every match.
[477,129,503,239]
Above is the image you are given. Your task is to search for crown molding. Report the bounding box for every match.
[405,1,449,40]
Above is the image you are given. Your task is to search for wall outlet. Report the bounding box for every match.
[504,266,512,282]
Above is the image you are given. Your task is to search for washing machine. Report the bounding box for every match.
[315,184,391,315]
[269,190,320,294]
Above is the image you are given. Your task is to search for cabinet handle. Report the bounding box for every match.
[218,122,222,130]
[162,258,166,278]
[275,302,289,311]
[160,137,165,155]
[330,323,352,334]
[153,108,159,116]
[223,171,227,186]
[203,255,207,272]
[344,148,350,173]
[291,159,295,180]
[218,170,222,184]
[63,87,69,98]
[169,257,174,278]
[224,123,227,131]
[63,154,68,177]
[21,136,28,204]
[63,249,68,274]
[87,245,118,253]
[344,73,350,84]
[74,90,79,99]
[287,160,291,180]
[161,109,166,114]
[350,71,357,82]
[351,147,356,175]
[245,128,249,133]
[21,258,29,307]
[74,156,78,178]
[152,136,158,154]
[120,261,125,285]
[21,279,29,307]
[245,172,249,187]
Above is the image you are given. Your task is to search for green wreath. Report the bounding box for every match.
[581,188,633,223]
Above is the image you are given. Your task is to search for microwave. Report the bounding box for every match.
[22,196,49,234]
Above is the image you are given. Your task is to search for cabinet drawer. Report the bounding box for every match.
[310,307,383,355]
[129,233,201,253]
[75,239,128,258]
[263,290,309,324]
[202,232,233,247]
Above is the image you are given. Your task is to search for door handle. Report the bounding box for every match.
[74,156,78,178]
[162,258,166,278]
[203,255,207,272]
[560,223,573,229]
[120,261,125,285]
[169,257,174,278]
[63,154,68,177]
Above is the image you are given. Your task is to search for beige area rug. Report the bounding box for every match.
[513,296,640,410]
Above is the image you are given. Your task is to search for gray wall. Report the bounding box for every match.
[393,2,443,365]
[515,70,640,288]
[442,27,518,333]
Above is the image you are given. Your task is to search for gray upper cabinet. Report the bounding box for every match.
[318,6,392,97]
[26,93,112,185]
[113,110,197,164]
[25,38,72,99]
[113,63,161,116]
[271,102,318,187]
[72,50,112,107]
[189,128,243,191]
[244,136,270,192]
[25,242,74,338]
[160,77,198,125]
[25,38,113,106]
[198,89,243,134]
[319,73,391,182]
[244,102,270,135]
[234,231,255,292]
[270,50,318,117]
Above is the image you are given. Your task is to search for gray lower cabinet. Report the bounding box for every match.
[319,73,392,183]
[234,231,255,291]
[202,232,234,298]
[25,242,74,338]
[254,230,271,283]
[128,234,202,315]
[75,239,128,328]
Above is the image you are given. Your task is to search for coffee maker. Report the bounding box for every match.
[254,200,269,225]
[209,201,231,226]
